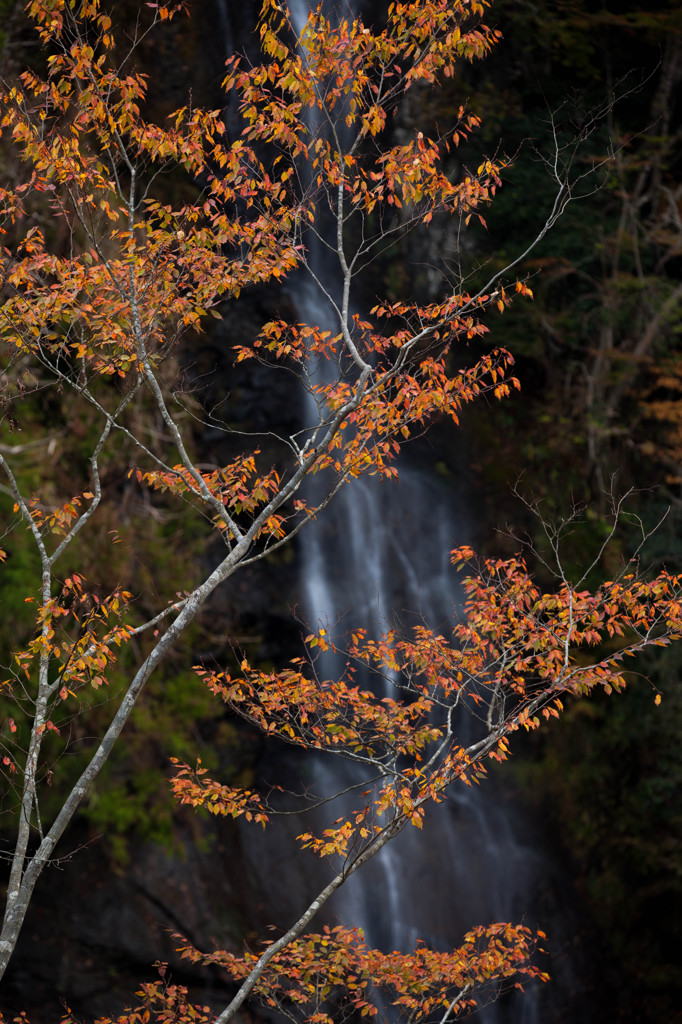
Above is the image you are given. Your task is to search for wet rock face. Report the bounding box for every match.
[3,818,249,1021]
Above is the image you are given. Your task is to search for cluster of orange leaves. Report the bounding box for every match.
[174,923,547,1024]
[131,455,286,538]
[169,548,681,867]
[1,0,299,377]
[0,566,133,783]
[10,573,131,681]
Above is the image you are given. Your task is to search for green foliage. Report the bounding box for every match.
[85,668,244,863]
[0,496,42,644]
[0,372,221,851]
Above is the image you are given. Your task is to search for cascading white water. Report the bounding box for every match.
[215,1,580,1018]
[283,5,547,1021]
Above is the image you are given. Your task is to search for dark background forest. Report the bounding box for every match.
[0,0,681,1021]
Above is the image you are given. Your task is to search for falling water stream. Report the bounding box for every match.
[280,7,538,1017]
[214,1,584,1019]
[280,9,544,1020]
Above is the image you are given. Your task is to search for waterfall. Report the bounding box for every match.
[283,5,555,1022]
[216,1,585,1019]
